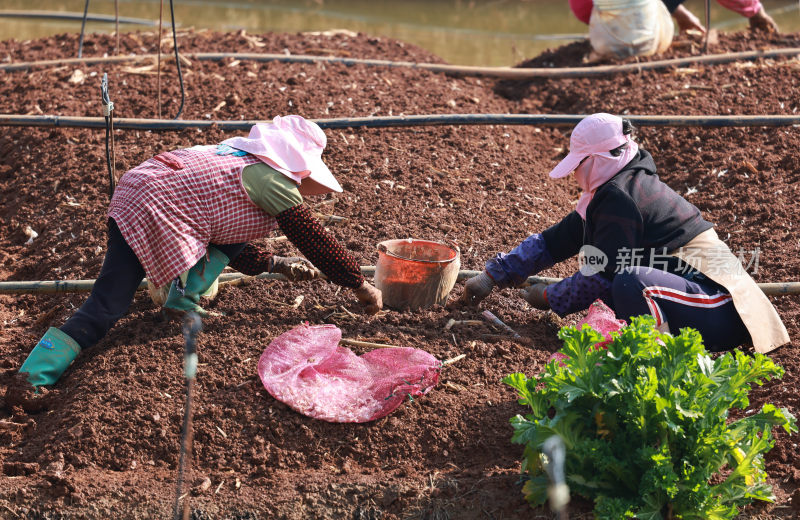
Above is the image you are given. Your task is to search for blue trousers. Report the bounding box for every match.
[611,266,751,352]
[60,218,245,349]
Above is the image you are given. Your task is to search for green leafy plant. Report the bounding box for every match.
[503,315,797,520]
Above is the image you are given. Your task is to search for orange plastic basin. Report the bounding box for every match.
[374,239,460,310]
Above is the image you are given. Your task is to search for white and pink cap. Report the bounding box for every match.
[548,113,632,179]
[222,115,342,196]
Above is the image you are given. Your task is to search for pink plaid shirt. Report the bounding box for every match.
[108,146,278,287]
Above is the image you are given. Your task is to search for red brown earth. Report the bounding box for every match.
[1,26,799,519]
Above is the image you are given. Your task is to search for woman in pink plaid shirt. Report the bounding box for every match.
[17,115,382,390]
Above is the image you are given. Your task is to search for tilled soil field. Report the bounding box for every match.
[1,26,799,519]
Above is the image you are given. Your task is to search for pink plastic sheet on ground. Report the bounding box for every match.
[258,324,441,423]
[549,299,627,365]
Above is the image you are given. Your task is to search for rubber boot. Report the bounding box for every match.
[164,247,229,316]
[19,327,81,387]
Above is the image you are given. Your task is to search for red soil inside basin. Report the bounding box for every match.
[0,26,799,519]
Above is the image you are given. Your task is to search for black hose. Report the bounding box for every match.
[77,0,90,59]
[2,113,800,132]
[169,0,185,120]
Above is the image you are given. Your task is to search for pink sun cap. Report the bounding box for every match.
[548,113,632,179]
[222,115,342,196]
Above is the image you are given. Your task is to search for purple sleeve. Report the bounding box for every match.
[546,271,613,317]
[485,234,555,288]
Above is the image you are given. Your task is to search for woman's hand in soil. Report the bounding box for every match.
[748,8,778,33]
[270,256,321,282]
[519,283,549,311]
[461,272,495,306]
[353,281,383,315]
[673,5,705,35]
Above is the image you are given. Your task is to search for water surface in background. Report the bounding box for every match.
[0,0,798,65]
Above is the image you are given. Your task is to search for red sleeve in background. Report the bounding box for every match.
[715,0,762,18]
[569,0,593,24]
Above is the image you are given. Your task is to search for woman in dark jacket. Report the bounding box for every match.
[463,113,788,353]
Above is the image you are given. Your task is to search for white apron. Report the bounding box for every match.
[670,228,789,354]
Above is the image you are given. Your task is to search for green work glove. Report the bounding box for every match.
[164,247,230,316]
[19,327,81,387]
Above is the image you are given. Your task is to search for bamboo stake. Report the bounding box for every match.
[481,310,532,346]
[0,421,26,432]
[2,269,799,296]
[444,381,466,392]
[338,305,358,319]
[340,338,403,349]
[442,354,466,366]
[3,47,800,78]
[444,318,484,330]
[315,214,349,224]
[217,274,257,289]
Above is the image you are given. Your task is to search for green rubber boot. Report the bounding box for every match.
[164,247,229,316]
[19,327,81,387]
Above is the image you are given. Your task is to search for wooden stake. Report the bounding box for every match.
[0,421,26,432]
[340,338,402,349]
[481,310,531,345]
[339,305,358,319]
[445,381,466,391]
[314,213,349,224]
[442,354,466,366]
[445,319,484,330]
[217,275,256,288]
